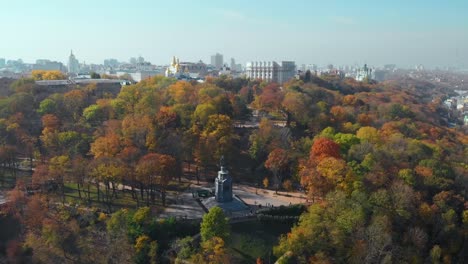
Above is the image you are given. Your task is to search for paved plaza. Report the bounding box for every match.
[158,191,205,219]
[160,180,308,219]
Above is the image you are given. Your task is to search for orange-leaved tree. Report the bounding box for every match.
[310,137,341,162]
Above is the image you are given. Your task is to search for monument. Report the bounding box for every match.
[215,156,233,202]
[200,155,249,214]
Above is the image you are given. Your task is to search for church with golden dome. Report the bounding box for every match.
[165,56,208,78]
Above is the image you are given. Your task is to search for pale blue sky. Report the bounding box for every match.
[1,0,467,68]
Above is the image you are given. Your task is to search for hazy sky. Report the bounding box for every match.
[1,0,467,68]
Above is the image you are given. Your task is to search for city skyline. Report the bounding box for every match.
[1,0,468,68]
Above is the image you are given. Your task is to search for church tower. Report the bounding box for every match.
[215,156,233,202]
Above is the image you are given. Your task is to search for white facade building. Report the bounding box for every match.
[67,50,80,75]
[355,64,373,81]
[245,61,296,84]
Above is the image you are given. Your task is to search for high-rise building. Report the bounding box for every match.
[245,61,296,84]
[129,57,136,64]
[279,61,296,83]
[34,59,66,71]
[230,58,236,71]
[67,50,80,74]
[104,58,119,68]
[0,58,5,68]
[211,53,223,70]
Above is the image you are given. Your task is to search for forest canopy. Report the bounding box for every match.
[0,74,466,263]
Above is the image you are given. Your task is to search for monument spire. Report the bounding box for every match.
[220,155,225,168]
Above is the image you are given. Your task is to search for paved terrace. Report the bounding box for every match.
[159,179,308,219]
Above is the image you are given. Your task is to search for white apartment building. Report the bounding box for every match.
[68,50,80,74]
[245,61,296,84]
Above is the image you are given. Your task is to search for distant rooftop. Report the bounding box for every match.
[35,79,129,86]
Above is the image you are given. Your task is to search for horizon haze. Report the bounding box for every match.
[1,0,467,68]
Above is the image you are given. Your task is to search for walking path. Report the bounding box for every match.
[158,191,205,219]
[0,193,6,205]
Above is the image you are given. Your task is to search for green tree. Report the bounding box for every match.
[38,98,58,115]
[90,72,101,79]
[200,207,230,242]
[174,236,195,260]
[193,103,217,126]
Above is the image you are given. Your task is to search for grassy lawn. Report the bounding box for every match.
[63,180,191,212]
[167,180,191,192]
[0,169,32,191]
[63,183,144,211]
[228,221,293,263]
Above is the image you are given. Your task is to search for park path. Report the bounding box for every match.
[0,192,6,205]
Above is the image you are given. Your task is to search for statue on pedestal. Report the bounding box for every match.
[215,156,232,202]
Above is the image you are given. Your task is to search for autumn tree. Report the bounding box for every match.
[156,106,178,128]
[121,114,154,150]
[88,157,125,211]
[274,191,366,262]
[168,81,198,105]
[310,137,341,162]
[7,180,28,217]
[69,155,90,200]
[24,194,48,230]
[249,118,281,162]
[300,137,351,197]
[118,146,142,204]
[253,83,284,114]
[356,126,380,144]
[282,90,311,126]
[265,148,290,194]
[31,70,67,80]
[90,133,121,159]
[201,114,234,158]
[41,114,60,133]
[193,236,230,264]
[63,89,87,122]
[194,114,234,177]
[47,155,71,203]
[136,153,176,206]
[193,103,217,126]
